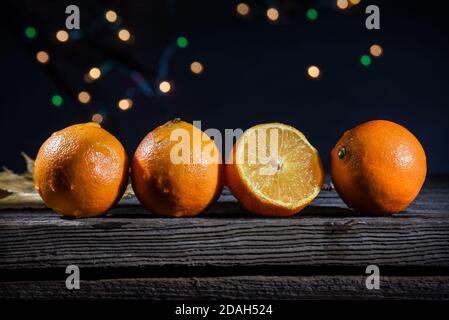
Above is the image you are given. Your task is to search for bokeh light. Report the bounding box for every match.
[36,51,49,64]
[51,95,63,107]
[159,81,172,94]
[236,3,250,16]
[336,0,349,9]
[118,98,133,110]
[92,113,103,124]
[177,36,188,48]
[56,30,69,42]
[306,8,318,20]
[349,0,361,4]
[88,67,102,80]
[25,27,37,39]
[370,44,383,57]
[360,54,372,66]
[190,61,204,74]
[118,29,131,42]
[307,65,321,79]
[105,10,118,23]
[78,91,91,104]
[266,8,279,22]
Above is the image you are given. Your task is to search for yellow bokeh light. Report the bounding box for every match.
[266,8,279,21]
[336,0,349,9]
[78,91,91,104]
[118,98,133,110]
[56,30,69,42]
[92,113,103,124]
[118,29,131,42]
[159,81,171,94]
[236,3,250,16]
[105,10,118,23]
[190,61,204,74]
[36,51,49,64]
[307,65,321,79]
[349,0,361,4]
[88,67,101,80]
[370,44,383,57]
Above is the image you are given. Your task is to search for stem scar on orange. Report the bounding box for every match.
[226,123,324,217]
[131,119,223,217]
[34,122,129,218]
[331,120,427,214]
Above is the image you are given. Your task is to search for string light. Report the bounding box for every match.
[370,44,383,57]
[159,81,171,94]
[176,36,188,48]
[56,30,69,42]
[36,51,49,64]
[360,54,372,66]
[118,29,131,42]
[306,8,318,21]
[190,61,203,74]
[25,26,37,39]
[118,98,133,110]
[236,3,250,16]
[51,95,63,107]
[78,91,91,104]
[266,8,279,22]
[307,65,321,79]
[92,113,103,124]
[336,0,349,10]
[105,10,118,23]
[88,67,102,80]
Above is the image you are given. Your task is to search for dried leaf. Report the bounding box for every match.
[0,192,45,209]
[122,181,135,198]
[0,153,39,206]
[0,169,35,194]
[21,152,35,177]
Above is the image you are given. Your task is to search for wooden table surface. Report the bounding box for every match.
[1,176,449,300]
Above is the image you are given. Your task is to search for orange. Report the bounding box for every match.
[131,119,223,217]
[331,120,427,214]
[226,123,324,217]
[34,122,129,218]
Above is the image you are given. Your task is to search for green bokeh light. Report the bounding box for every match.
[176,36,188,48]
[306,8,318,20]
[51,95,63,107]
[360,54,372,66]
[25,26,37,39]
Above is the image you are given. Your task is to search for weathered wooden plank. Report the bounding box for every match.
[1,275,449,300]
[1,210,449,270]
[0,177,448,272]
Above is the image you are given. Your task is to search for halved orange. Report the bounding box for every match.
[226,123,324,216]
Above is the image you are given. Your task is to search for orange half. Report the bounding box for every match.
[226,123,324,216]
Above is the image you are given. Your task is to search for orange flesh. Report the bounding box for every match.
[235,124,323,209]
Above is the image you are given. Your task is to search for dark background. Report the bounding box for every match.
[1,0,448,173]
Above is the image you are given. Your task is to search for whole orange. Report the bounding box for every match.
[131,119,223,217]
[34,122,129,218]
[331,120,426,214]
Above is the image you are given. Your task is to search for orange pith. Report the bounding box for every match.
[226,123,324,216]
